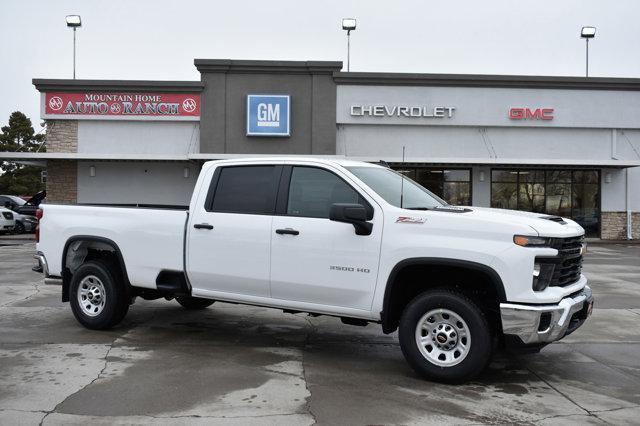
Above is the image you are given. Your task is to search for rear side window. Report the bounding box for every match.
[210,166,280,214]
[287,166,369,219]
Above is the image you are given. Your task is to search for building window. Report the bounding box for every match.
[491,169,600,237]
[394,167,472,206]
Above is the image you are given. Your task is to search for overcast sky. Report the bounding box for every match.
[1,0,639,129]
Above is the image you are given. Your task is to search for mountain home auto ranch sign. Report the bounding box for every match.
[350,104,455,118]
[43,92,201,121]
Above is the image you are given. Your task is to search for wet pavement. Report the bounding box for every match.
[1,241,639,425]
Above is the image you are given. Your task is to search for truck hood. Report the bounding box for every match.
[458,207,584,237]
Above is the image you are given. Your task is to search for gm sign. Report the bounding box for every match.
[247,95,290,137]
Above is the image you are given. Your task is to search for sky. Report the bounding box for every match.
[1,0,639,130]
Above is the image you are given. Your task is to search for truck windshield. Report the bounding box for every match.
[347,166,447,209]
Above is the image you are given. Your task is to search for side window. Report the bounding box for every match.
[210,166,280,214]
[287,167,369,219]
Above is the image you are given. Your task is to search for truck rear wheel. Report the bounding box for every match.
[69,260,129,330]
[176,296,215,310]
[398,289,492,383]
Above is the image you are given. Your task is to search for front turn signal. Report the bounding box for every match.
[514,235,550,247]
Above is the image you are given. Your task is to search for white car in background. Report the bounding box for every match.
[0,195,40,234]
[0,207,16,234]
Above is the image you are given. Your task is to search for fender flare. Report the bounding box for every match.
[380,257,507,333]
[61,235,130,302]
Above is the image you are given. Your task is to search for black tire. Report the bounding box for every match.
[176,296,215,310]
[398,289,493,384]
[69,260,129,330]
[14,221,25,234]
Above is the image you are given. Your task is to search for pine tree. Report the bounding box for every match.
[0,111,46,195]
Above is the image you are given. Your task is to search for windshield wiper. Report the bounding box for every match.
[405,207,434,210]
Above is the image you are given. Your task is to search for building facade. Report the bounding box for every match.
[3,59,639,239]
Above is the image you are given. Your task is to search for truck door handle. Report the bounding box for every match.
[194,223,214,230]
[275,228,299,236]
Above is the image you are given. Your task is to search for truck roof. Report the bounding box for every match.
[204,157,385,169]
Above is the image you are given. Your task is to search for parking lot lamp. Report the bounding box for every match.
[342,18,357,72]
[580,26,596,77]
[66,15,82,79]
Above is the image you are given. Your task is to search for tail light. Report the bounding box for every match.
[35,208,43,243]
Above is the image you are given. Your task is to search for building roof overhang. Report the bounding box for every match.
[2,152,639,168]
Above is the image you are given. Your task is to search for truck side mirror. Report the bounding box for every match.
[329,203,373,236]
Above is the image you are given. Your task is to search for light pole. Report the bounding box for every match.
[342,18,356,72]
[580,26,596,77]
[66,15,82,79]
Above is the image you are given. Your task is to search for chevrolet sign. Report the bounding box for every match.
[350,105,455,118]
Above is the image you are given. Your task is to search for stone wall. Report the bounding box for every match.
[46,120,78,153]
[45,160,77,204]
[45,120,78,203]
[601,211,640,240]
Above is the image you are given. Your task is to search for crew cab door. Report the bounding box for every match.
[270,165,383,311]
[187,164,282,298]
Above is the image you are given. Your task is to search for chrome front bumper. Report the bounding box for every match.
[500,286,593,345]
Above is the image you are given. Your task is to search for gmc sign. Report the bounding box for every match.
[509,107,554,120]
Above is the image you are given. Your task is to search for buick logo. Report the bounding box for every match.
[49,96,63,111]
[182,98,197,113]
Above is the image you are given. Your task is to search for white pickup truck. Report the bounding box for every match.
[34,157,593,383]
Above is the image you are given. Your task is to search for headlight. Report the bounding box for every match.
[514,235,550,247]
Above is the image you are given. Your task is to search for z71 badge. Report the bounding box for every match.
[396,216,426,224]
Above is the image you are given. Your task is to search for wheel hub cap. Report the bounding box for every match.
[415,308,471,367]
[77,275,106,317]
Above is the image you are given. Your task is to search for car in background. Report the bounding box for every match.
[0,193,44,233]
[0,192,46,217]
[11,211,38,234]
[0,207,16,234]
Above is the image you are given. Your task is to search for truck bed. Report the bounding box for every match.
[38,204,187,289]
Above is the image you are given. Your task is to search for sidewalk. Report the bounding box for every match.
[0,233,35,246]
[587,238,640,245]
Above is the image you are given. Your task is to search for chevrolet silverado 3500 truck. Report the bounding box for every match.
[34,158,593,383]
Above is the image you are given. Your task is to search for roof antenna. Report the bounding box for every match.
[400,146,406,209]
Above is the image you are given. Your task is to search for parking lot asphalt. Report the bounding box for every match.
[1,242,640,425]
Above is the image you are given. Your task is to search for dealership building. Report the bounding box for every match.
[3,59,640,239]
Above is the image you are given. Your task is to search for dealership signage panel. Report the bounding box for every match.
[43,92,201,121]
[247,95,290,137]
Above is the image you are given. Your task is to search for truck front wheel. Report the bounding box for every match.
[69,260,129,330]
[398,289,492,383]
